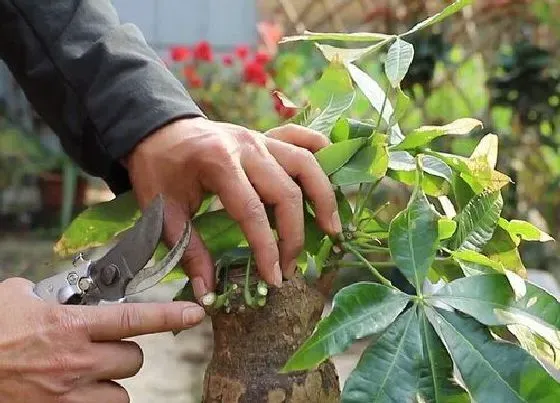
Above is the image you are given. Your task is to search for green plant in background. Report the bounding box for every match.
[0,123,49,190]
[54,1,560,401]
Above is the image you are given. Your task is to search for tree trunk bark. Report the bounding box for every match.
[201,273,340,403]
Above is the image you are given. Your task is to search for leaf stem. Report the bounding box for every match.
[343,242,396,289]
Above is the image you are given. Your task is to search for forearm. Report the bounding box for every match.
[0,0,203,193]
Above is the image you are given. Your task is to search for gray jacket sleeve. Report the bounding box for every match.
[0,0,204,193]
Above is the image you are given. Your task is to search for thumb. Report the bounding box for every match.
[70,301,205,341]
[161,199,215,301]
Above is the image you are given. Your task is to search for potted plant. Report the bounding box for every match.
[53,1,560,401]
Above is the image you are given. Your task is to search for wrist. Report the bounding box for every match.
[121,116,208,169]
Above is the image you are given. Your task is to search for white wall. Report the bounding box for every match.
[112,0,258,50]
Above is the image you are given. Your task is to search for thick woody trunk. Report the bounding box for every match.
[201,273,340,403]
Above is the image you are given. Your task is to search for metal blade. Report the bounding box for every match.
[94,194,164,277]
[125,221,191,295]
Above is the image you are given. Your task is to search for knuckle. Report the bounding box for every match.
[118,306,141,333]
[206,138,231,157]
[284,184,303,206]
[242,197,266,222]
[298,148,317,165]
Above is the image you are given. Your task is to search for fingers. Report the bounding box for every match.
[66,381,129,403]
[159,198,215,299]
[90,341,143,380]
[265,138,342,235]
[73,302,205,341]
[242,146,304,279]
[213,161,282,287]
[266,124,330,152]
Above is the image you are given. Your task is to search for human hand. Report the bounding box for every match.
[126,118,341,298]
[0,278,205,403]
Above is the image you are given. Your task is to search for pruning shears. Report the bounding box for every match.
[34,194,191,305]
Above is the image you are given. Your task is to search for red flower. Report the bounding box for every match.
[170,46,189,62]
[255,51,271,65]
[222,54,234,66]
[243,61,267,87]
[235,45,250,60]
[272,91,296,119]
[194,41,213,62]
[183,66,203,88]
[189,76,203,88]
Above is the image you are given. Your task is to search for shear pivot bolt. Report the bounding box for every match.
[67,272,79,285]
[78,277,93,291]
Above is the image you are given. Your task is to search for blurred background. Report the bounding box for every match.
[1,1,559,402]
[1,0,559,281]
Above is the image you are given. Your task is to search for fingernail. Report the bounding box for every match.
[331,211,343,234]
[273,262,283,288]
[182,305,205,326]
[191,276,208,300]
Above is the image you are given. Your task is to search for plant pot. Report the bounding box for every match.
[202,272,340,403]
[38,172,87,211]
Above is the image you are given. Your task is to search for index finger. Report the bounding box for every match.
[70,302,205,341]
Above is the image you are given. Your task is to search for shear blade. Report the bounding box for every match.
[125,221,191,296]
[93,194,165,283]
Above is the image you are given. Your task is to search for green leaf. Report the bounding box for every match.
[429,259,465,284]
[483,225,526,277]
[194,210,245,258]
[282,283,410,372]
[432,274,560,352]
[388,154,452,196]
[385,38,414,88]
[331,118,351,143]
[330,135,389,186]
[451,249,504,272]
[508,324,560,369]
[389,182,440,290]
[313,236,333,276]
[403,0,473,37]
[336,189,354,225]
[388,169,450,197]
[389,152,452,182]
[359,208,389,239]
[314,137,367,175]
[433,136,512,194]
[425,307,560,402]
[304,207,324,255]
[418,309,470,403]
[392,118,482,151]
[438,219,457,240]
[54,192,140,257]
[309,62,354,109]
[345,62,404,145]
[341,308,420,403]
[501,219,554,243]
[451,174,475,210]
[390,88,412,125]
[308,91,356,136]
[281,31,393,43]
[450,191,503,251]
[316,42,389,64]
[331,118,376,143]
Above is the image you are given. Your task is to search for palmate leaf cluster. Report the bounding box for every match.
[279,1,560,401]
[54,1,560,401]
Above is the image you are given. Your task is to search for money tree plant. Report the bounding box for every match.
[54,1,560,401]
